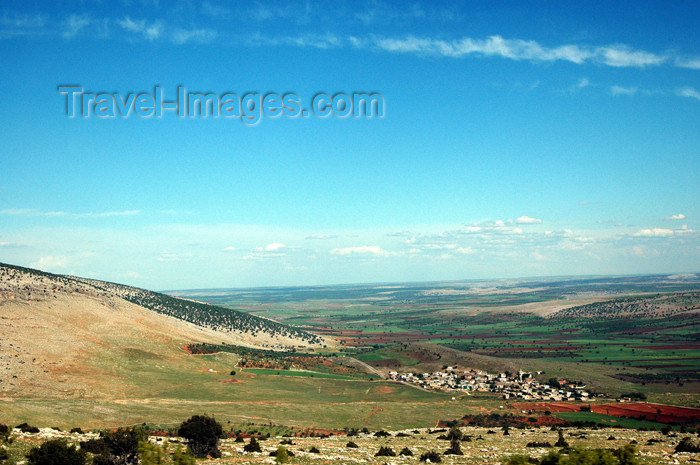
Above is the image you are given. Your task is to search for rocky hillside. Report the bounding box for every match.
[0,262,327,397]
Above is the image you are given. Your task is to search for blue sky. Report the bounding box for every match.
[1,1,698,289]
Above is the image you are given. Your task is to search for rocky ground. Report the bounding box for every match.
[3,426,699,464]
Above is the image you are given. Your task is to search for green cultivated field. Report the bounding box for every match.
[178,276,700,407]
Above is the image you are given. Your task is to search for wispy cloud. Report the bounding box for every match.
[675,57,700,70]
[362,35,676,69]
[611,85,638,96]
[306,234,339,240]
[676,86,700,101]
[62,14,91,38]
[171,27,216,45]
[117,17,163,41]
[0,11,46,37]
[331,245,391,256]
[597,45,665,67]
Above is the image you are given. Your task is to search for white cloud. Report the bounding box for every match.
[171,27,216,45]
[0,12,46,37]
[676,86,700,101]
[367,35,675,69]
[118,17,163,41]
[264,243,285,251]
[515,215,542,224]
[31,255,68,270]
[611,85,638,96]
[634,228,675,237]
[597,45,665,67]
[373,35,592,64]
[223,246,237,251]
[675,57,700,70]
[306,234,338,240]
[331,245,390,256]
[664,213,686,221]
[63,14,91,38]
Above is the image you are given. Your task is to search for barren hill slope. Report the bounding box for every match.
[0,263,328,398]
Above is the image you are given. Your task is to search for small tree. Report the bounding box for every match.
[555,430,569,448]
[375,446,396,457]
[243,437,262,453]
[419,451,442,462]
[274,446,289,464]
[178,415,223,458]
[26,439,87,465]
[101,426,148,464]
[446,426,462,441]
[676,437,700,453]
[444,439,463,455]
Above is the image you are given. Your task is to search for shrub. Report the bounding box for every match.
[399,447,413,456]
[444,439,463,455]
[676,437,700,453]
[16,423,40,434]
[0,449,8,461]
[79,438,108,454]
[273,446,289,463]
[446,426,462,441]
[309,446,320,453]
[0,423,9,443]
[70,427,84,434]
[234,435,244,443]
[555,430,570,448]
[419,451,442,462]
[527,441,552,448]
[26,439,87,465]
[178,415,223,458]
[346,441,359,448]
[243,437,262,453]
[374,430,390,437]
[375,446,396,457]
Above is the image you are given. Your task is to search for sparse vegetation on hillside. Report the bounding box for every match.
[0,262,322,347]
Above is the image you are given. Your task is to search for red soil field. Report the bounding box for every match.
[634,343,700,350]
[513,402,700,424]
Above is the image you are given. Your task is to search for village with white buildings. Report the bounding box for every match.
[387,367,594,401]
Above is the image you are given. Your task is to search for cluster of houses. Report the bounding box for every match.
[387,367,594,401]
